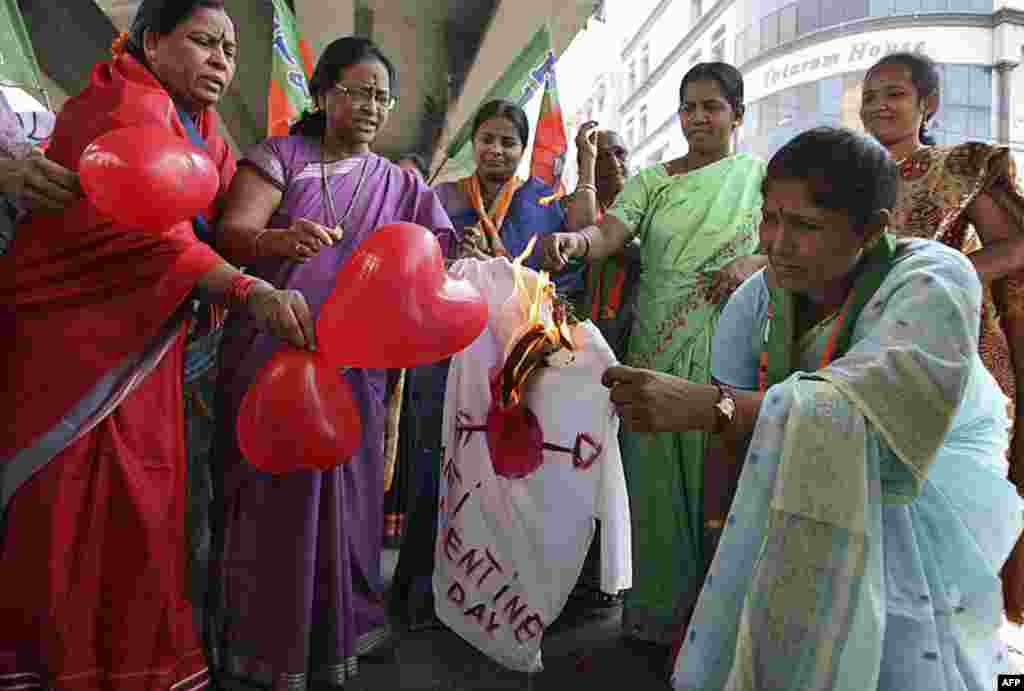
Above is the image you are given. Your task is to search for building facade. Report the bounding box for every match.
[734,0,1024,167]
[602,0,743,169]
[572,0,744,171]
[574,0,1023,177]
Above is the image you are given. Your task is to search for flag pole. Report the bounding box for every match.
[427,151,449,186]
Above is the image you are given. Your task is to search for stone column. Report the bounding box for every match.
[995,59,1019,145]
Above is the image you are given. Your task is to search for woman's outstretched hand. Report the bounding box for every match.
[540,232,586,272]
[602,365,717,433]
[0,151,82,213]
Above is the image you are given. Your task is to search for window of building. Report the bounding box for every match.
[626,118,635,147]
[798,0,820,34]
[842,0,869,22]
[969,64,990,106]
[648,144,668,166]
[779,4,798,45]
[641,43,650,81]
[743,0,993,67]
[945,64,969,106]
[818,75,843,125]
[778,89,800,127]
[969,108,990,140]
[709,25,727,61]
[745,24,760,64]
[758,94,780,135]
[792,82,817,128]
[932,64,992,143]
[878,0,993,12]
[943,106,969,137]
[760,9,779,53]
[869,0,893,17]
[820,0,846,26]
[711,38,726,62]
[639,106,648,140]
[745,101,760,138]
[597,83,606,112]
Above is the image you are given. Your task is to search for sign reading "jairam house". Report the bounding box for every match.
[745,25,994,103]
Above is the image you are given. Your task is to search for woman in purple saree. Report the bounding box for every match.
[209,37,453,689]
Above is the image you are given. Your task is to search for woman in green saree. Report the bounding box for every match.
[542,62,767,647]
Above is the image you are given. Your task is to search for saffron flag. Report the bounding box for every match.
[268,0,314,136]
[529,67,567,193]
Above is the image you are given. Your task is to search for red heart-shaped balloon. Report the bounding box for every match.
[79,125,220,231]
[317,222,488,369]
[486,403,544,479]
[237,348,362,473]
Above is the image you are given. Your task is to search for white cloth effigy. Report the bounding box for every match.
[433,256,632,673]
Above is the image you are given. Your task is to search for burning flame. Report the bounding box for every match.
[493,236,577,408]
[505,236,576,353]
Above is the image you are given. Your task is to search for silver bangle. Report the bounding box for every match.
[576,183,597,195]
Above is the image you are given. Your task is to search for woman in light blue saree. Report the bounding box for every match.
[603,127,1023,690]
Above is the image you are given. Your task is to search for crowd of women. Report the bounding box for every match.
[3,0,1024,689]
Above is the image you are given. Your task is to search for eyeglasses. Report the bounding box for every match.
[331,82,397,111]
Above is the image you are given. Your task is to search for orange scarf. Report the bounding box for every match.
[458,174,524,257]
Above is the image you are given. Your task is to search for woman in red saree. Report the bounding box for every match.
[0,2,315,689]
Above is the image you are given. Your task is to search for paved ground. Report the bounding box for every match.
[347,549,1024,690]
[346,549,672,691]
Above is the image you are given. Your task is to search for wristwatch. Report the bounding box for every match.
[712,384,736,435]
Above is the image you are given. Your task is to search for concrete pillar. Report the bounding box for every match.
[995,60,1019,145]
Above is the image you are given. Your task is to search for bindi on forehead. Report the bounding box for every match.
[341,62,390,88]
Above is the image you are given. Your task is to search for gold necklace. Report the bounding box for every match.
[320,142,369,236]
